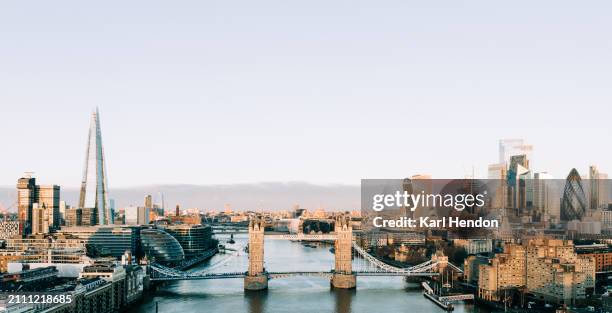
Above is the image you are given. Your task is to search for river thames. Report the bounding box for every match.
[130,234,491,313]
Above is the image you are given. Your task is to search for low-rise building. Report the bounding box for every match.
[464,254,490,285]
[526,239,595,304]
[1,266,58,291]
[0,221,20,239]
[0,238,89,274]
[453,239,493,255]
[603,210,612,229]
[58,226,140,258]
[576,244,612,272]
[478,244,526,301]
[477,239,596,305]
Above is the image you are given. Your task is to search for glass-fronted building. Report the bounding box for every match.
[140,229,184,265]
[161,224,214,258]
[59,226,140,258]
[561,168,587,221]
[78,108,111,225]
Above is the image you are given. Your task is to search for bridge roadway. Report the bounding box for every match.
[148,233,463,282]
[150,270,439,281]
[211,227,248,234]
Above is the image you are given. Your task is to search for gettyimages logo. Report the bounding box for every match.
[371,190,487,212]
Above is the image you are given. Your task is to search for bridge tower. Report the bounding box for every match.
[244,216,268,290]
[431,250,448,273]
[331,215,356,289]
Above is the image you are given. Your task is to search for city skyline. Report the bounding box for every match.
[0,106,609,188]
[1,107,609,212]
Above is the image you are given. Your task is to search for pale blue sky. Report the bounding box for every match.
[0,0,611,187]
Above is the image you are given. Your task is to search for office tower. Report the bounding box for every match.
[37,185,60,230]
[508,155,530,178]
[17,175,36,235]
[78,108,111,225]
[80,208,96,226]
[137,206,150,225]
[31,203,49,234]
[507,155,530,215]
[144,195,155,221]
[561,168,587,221]
[144,195,152,209]
[175,205,180,217]
[589,165,609,210]
[159,192,165,216]
[533,172,559,222]
[532,172,560,222]
[599,172,610,208]
[498,139,533,166]
[488,163,507,209]
[589,165,599,210]
[109,199,116,224]
[16,175,60,235]
[65,207,82,226]
[125,206,138,225]
[59,201,68,226]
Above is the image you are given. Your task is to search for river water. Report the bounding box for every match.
[130,234,491,313]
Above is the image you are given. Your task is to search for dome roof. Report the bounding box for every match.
[140,228,185,264]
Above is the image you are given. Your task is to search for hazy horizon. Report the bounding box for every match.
[0,181,361,213]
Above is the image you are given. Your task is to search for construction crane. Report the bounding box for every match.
[0,201,17,220]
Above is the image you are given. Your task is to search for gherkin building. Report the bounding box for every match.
[561,168,587,221]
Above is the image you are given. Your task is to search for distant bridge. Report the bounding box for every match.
[211,226,248,234]
[265,234,337,241]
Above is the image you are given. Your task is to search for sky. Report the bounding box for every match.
[1,0,611,188]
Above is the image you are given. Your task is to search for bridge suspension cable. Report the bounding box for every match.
[351,242,441,274]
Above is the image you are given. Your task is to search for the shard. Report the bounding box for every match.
[78,108,111,225]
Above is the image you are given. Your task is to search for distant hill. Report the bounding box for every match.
[0,182,360,212]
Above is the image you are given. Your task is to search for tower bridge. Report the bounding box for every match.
[148,215,463,290]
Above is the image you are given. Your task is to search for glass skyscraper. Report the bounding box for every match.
[561,168,587,221]
[78,108,111,225]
